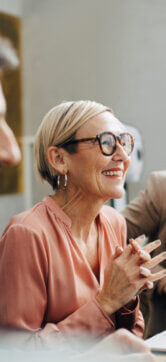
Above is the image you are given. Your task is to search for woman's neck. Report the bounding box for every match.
[51,188,105,242]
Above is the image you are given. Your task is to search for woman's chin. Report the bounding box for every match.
[106,187,125,200]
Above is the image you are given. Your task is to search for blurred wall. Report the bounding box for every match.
[0,0,22,16]
[22,0,106,205]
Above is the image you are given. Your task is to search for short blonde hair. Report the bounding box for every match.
[34,100,112,189]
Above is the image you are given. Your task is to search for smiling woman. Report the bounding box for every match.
[0,100,166,352]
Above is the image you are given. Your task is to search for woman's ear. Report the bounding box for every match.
[46,146,67,174]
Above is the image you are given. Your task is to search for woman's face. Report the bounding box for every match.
[66,111,131,202]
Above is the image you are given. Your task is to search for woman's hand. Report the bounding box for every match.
[96,236,166,315]
[130,237,166,291]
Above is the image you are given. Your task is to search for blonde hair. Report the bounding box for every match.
[34,100,112,189]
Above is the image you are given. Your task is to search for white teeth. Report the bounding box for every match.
[102,170,123,176]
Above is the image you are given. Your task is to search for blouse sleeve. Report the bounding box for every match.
[115,297,144,338]
[0,224,116,350]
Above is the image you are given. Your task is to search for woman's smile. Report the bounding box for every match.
[102,167,124,177]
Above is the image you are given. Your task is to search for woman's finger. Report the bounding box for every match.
[145,281,154,290]
[150,269,166,282]
[144,251,166,269]
[143,239,161,253]
[137,281,154,294]
[134,234,146,245]
[129,239,151,265]
[129,239,141,253]
[129,235,146,252]
[138,250,151,263]
[113,246,123,259]
[139,267,151,278]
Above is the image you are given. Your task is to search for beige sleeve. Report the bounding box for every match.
[121,172,161,240]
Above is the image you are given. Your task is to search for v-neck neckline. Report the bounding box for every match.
[43,195,104,287]
[68,214,102,288]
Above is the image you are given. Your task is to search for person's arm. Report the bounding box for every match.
[0,224,116,350]
[122,172,166,292]
[121,172,161,239]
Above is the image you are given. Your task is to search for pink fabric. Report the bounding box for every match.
[0,196,144,347]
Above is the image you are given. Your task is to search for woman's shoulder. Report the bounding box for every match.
[1,195,71,242]
[1,200,49,238]
[100,204,126,226]
[100,205,126,247]
[0,202,49,273]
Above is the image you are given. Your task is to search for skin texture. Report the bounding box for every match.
[46,111,166,316]
[0,81,21,165]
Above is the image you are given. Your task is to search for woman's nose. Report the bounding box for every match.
[0,119,21,165]
[113,141,130,162]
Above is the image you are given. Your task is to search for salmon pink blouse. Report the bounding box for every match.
[0,196,144,348]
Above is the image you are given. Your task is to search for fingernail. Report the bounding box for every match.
[139,250,145,257]
[140,267,150,277]
[130,239,137,245]
[155,239,161,245]
[139,250,151,260]
[147,281,153,289]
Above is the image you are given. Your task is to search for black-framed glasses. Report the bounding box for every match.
[58,132,134,156]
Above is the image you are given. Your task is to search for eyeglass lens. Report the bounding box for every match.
[100,133,133,155]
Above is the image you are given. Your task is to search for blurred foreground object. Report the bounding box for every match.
[0,37,21,166]
[0,328,155,361]
[0,12,23,194]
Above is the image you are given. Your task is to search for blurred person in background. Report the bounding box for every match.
[0,100,164,360]
[0,37,21,166]
[122,170,166,338]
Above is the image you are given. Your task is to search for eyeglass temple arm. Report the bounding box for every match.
[58,136,97,147]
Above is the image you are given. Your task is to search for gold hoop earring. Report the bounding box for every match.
[57,174,60,189]
[64,174,68,188]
